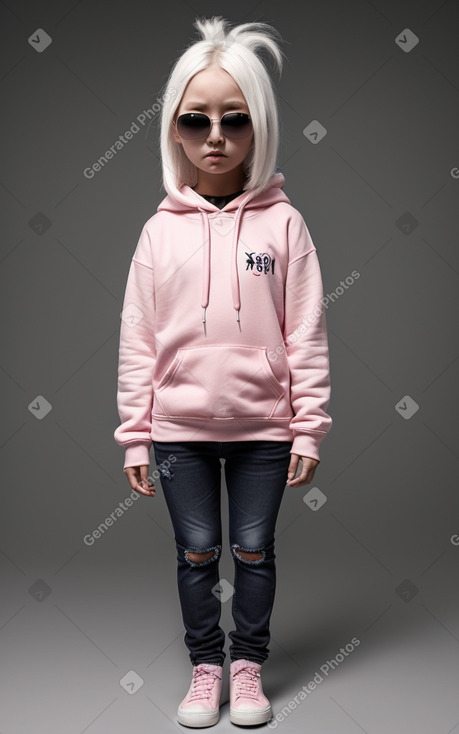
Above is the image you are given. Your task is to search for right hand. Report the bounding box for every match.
[123,465,156,497]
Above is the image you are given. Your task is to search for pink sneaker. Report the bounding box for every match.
[229,659,272,725]
[177,663,223,728]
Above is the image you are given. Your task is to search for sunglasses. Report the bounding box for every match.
[172,112,253,141]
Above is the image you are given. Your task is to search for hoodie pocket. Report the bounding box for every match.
[153,344,287,420]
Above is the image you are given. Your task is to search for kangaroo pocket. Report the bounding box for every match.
[152,344,288,420]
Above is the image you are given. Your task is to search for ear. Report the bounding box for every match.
[172,118,182,144]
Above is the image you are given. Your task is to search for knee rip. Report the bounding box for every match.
[185,545,221,567]
[231,544,265,564]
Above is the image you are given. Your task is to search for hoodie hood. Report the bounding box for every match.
[157,172,290,325]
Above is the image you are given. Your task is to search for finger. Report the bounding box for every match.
[289,466,317,487]
[287,456,299,482]
[138,466,156,496]
[124,467,155,496]
[287,467,311,487]
[287,476,305,487]
[134,479,156,497]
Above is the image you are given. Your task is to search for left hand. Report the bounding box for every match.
[286,454,319,487]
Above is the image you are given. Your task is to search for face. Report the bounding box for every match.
[172,65,254,189]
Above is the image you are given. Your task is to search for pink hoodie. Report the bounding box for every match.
[114,171,332,468]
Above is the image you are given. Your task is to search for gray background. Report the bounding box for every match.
[1,1,459,732]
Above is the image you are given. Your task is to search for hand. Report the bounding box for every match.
[123,465,156,497]
[286,454,319,488]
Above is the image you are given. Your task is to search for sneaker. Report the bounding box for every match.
[229,659,272,725]
[177,662,223,728]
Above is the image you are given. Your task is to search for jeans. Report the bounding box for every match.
[152,440,293,667]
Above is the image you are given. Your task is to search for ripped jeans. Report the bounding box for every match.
[152,440,293,667]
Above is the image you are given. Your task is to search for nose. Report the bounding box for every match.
[207,118,224,142]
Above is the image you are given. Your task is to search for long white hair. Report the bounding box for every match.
[158,16,285,200]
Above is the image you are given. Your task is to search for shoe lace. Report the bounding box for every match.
[232,666,260,700]
[189,666,222,702]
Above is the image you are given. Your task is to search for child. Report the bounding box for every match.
[114,16,332,728]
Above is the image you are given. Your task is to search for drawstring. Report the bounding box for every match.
[231,204,244,323]
[198,209,211,324]
[198,198,249,326]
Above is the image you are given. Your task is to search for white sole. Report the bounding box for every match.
[177,706,220,727]
[229,704,272,725]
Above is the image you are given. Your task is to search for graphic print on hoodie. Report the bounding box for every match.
[114,172,332,468]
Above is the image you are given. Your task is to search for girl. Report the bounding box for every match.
[114,16,332,728]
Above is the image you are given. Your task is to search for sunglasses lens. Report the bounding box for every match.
[177,113,209,140]
[176,113,252,140]
[221,113,252,139]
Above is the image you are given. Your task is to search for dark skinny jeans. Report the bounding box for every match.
[152,440,293,666]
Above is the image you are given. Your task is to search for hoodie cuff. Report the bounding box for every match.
[291,433,326,463]
[123,441,152,469]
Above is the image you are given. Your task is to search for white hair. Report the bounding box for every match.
[157,16,285,200]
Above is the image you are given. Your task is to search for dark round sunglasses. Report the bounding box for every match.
[173,112,252,141]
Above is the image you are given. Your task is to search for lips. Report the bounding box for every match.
[206,151,226,157]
